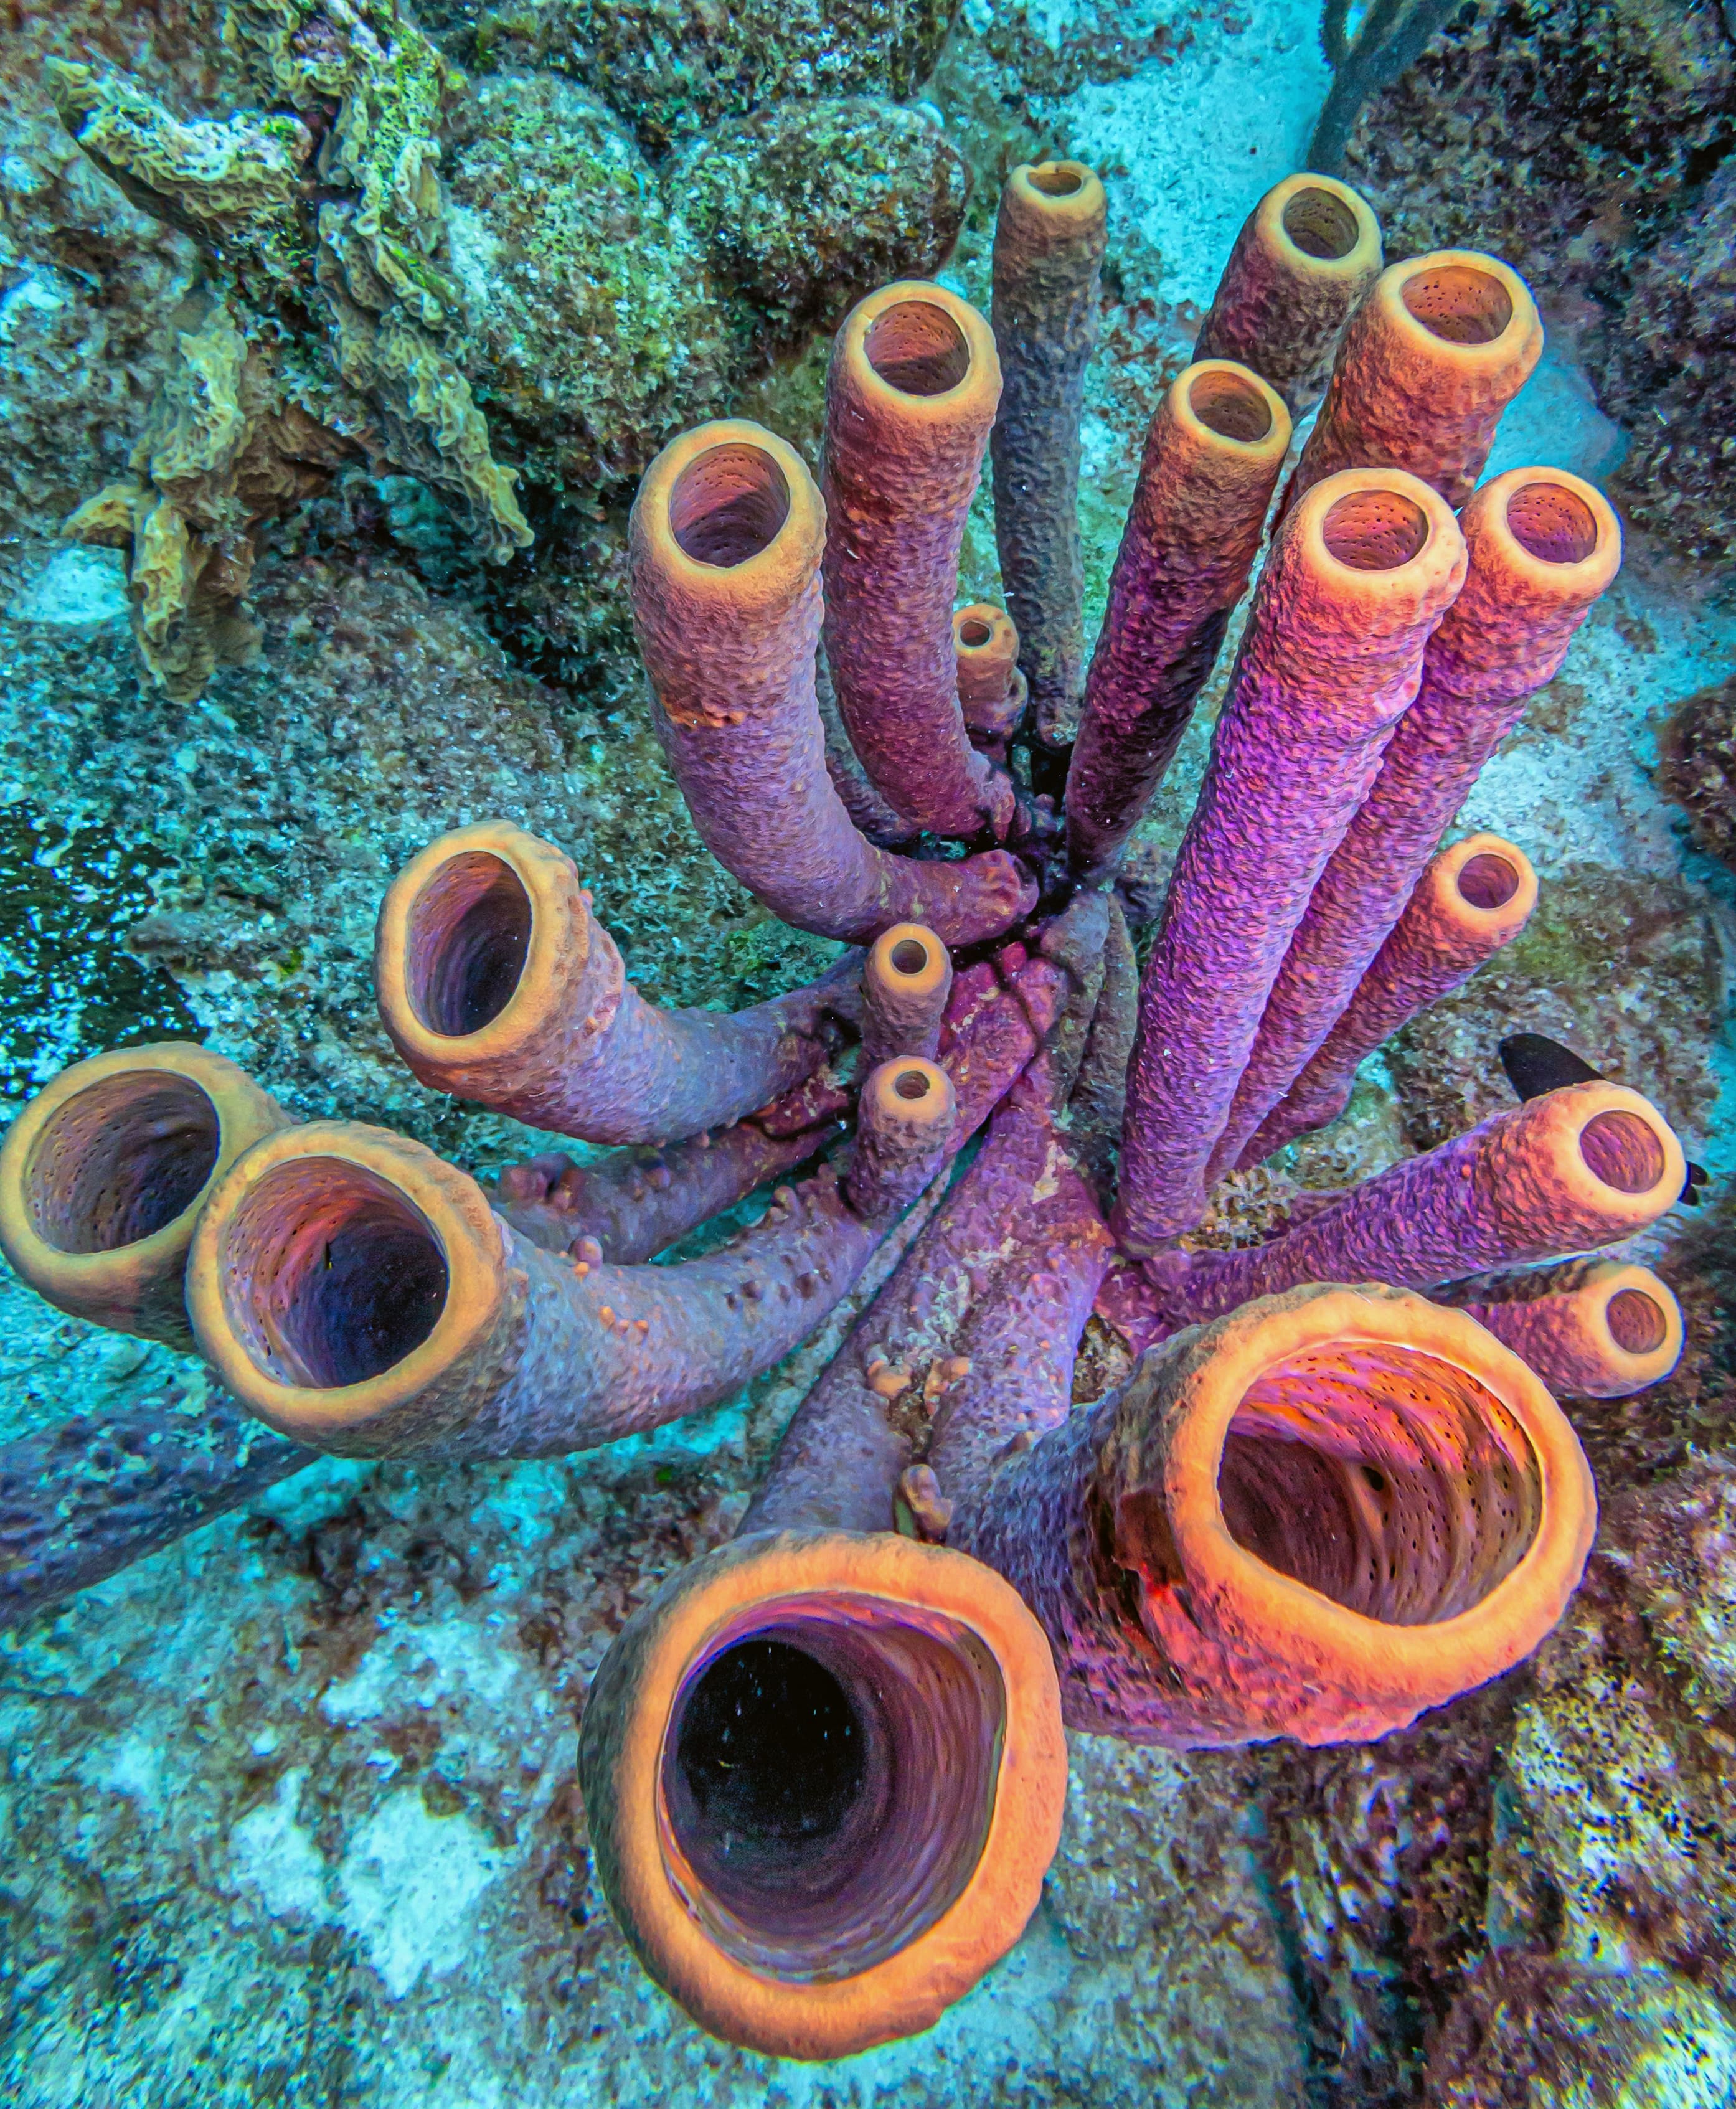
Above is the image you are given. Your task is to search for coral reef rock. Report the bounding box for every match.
[1340,0,1736,563]
[464,0,956,154]
[46,4,968,697]
[1659,672,1736,876]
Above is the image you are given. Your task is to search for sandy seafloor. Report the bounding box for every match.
[1,0,1734,2103]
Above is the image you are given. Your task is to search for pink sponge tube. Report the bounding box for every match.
[1193,174,1383,413]
[990,163,1108,748]
[921,1067,1118,1529]
[957,1282,1595,1747]
[187,948,1046,1463]
[488,1072,851,1264]
[1289,251,1544,511]
[186,1072,953,1461]
[953,605,1027,763]
[630,420,1035,945]
[823,285,1017,839]
[845,1058,958,1219]
[742,946,1080,1534]
[1157,1082,1686,1327]
[1238,833,1537,1167]
[1113,467,1466,1248]
[1064,361,1292,880]
[745,1060,1113,1539]
[1436,1258,1684,1400]
[1209,468,1620,1174]
[377,821,859,1146]
[860,922,953,1069]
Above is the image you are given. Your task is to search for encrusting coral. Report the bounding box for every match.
[48,0,529,698]
[47,1,969,700]
[0,161,1699,2057]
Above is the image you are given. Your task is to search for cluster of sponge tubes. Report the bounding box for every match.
[0,163,1696,2059]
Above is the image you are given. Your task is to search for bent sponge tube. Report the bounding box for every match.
[0,1041,290,1350]
[377,820,858,1145]
[823,284,1016,838]
[631,419,1034,944]
[184,1102,945,1460]
[1439,1258,1684,1401]
[1161,1082,1686,1326]
[1238,833,1538,1166]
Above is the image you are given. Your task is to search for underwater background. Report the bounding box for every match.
[1,0,1734,2102]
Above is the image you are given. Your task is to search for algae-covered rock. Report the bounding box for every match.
[0,540,837,1158]
[46,1,533,699]
[0,3,214,544]
[1659,673,1736,875]
[1495,1459,1736,1996]
[46,4,970,691]
[1044,1735,1309,2100]
[443,83,969,493]
[1240,1682,1522,2105]
[1424,1956,1736,2108]
[1339,0,1736,566]
[679,97,969,346]
[1604,161,1736,563]
[470,0,956,154]
[1340,0,1735,281]
[443,74,732,490]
